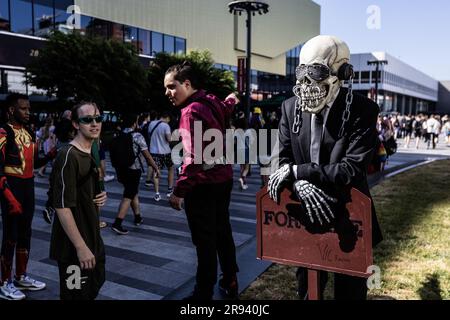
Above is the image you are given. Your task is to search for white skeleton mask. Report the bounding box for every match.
[294,35,350,114]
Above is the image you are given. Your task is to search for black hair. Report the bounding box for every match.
[159,111,171,119]
[71,101,99,123]
[165,61,201,89]
[122,112,139,128]
[5,93,29,109]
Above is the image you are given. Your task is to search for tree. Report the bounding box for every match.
[26,31,151,113]
[147,50,236,113]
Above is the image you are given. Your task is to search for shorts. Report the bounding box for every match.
[116,168,141,200]
[58,259,105,300]
[151,153,173,170]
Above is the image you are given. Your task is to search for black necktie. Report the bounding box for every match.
[310,112,324,164]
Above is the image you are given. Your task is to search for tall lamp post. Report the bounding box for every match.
[228,1,269,120]
[367,59,388,105]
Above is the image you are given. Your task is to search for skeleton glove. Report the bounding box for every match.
[293,180,337,225]
[268,164,295,203]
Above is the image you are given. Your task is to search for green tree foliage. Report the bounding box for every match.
[26,31,150,113]
[147,50,236,112]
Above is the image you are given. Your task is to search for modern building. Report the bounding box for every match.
[437,81,450,115]
[0,0,321,100]
[350,52,439,114]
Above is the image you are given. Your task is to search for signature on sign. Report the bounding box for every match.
[317,244,351,263]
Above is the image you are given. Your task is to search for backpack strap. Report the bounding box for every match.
[148,121,163,146]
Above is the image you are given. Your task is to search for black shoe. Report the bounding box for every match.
[134,215,144,226]
[42,207,54,224]
[111,224,129,235]
[218,274,239,299]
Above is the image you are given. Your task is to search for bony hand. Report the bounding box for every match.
[154,168,161,179]
[268,164,294,203]
[169,193,184,211]
[93,191,107,207]
[293,180,337,225]
[76,244,96,270]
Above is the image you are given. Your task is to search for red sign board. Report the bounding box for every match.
[257,187,373,278]
[237,57,246,94]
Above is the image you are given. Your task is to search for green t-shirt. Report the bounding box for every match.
[50,144,105,263]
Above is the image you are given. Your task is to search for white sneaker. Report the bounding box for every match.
[166,188,173,197]
[154,193,161,202]
[14,275,46,291]
[0,281,26,300]
[104,175,115,182]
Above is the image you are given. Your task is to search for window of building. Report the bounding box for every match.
[54,0,73,30]
[175,37,186,54]
[0,0,10,31]
[371,71,381,83]
[109,22,123,41]
[138,29,151,55]
[163,34,174,53]
[10,0,33,35]
[123,25,138,50]
[77,15,92,35]
[361,71,370,83]
[152,31,163,54]
[87,18,110,38]
[33,0,54,37]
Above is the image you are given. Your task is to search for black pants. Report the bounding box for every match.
[0,177,34,282]
[296,267,368,300]
[57,260,105,300]
[184,180,239,298]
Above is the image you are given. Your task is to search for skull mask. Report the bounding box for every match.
[294,35,350,114]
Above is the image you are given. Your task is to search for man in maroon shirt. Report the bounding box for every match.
[164,62,239,300]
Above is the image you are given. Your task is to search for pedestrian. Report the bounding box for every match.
[146,111,174,201]
[0,93,56,300]
[49,101,107,300]
[110,113,160,235]
[164,62,240,300]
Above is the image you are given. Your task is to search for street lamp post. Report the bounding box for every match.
[228,1,269,120]
[367,59,388,105]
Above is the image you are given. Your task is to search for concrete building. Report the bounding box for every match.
[0,0,321,99]
[350,52,438,114]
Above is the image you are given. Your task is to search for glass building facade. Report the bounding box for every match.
[215,43,303,98]
[0,0,186,55]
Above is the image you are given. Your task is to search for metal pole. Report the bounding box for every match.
[375,63,379,105]
[245,9,252,121]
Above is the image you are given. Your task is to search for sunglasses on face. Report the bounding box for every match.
[78,115,104,124]
[296,64,333,82]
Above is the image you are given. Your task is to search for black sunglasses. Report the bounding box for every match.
[78,115,104,124]
[296,64,333,82]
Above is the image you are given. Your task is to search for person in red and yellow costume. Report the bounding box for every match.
[0,93,56,300]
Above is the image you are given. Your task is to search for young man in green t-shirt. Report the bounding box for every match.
[50,102,107,300]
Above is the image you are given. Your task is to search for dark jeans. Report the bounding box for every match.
[184,180,239,298]
[296,267,368,300]
[427,133,436,149]
[0,177,35,282]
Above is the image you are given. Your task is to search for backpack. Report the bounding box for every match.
[109,131,136,169]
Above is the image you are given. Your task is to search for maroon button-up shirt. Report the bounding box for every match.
[173,90,236,198]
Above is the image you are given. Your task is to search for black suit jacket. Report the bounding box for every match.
[278,88,383,246]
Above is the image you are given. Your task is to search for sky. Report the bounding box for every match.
[312,0,450,81]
